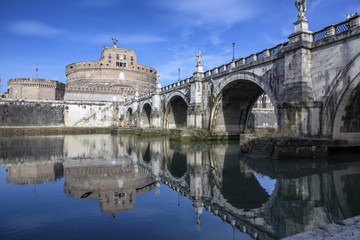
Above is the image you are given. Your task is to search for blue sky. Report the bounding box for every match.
[0,0,359,93]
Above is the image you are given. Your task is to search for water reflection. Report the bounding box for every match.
[63,159,156,214]
[1,134,360,239]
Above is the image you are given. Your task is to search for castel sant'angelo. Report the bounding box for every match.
[64,39,157,101]
[7,39,157,102]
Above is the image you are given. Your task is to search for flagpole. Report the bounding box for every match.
[36,61,38,78]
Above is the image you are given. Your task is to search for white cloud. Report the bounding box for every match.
[311,0,324,8]
[8,20,62,37]
[7,20,166,46]
[155,0,256,28]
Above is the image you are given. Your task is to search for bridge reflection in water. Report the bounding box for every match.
[1,134,360,239]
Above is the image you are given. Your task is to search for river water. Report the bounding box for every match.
[0,134,359,240]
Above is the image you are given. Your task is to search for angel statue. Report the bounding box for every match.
[157,74,161,83]
[295,0,307,21]
[196,51,202,66]
[111,37,118,48]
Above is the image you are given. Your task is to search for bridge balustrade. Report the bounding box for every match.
[312,16,356,42]
[257,52,264,60]
[251,54,258,62]
[270,47,279,56]
[246,56,252,64]
[336,22,350,33]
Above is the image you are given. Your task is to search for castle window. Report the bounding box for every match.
[131,61,133,65]
[124,55,126,60]
[131,56,133,61]
[116,62,127,67]
[109,59,111,63]
[116,54,119,60]
[108,54,111,58]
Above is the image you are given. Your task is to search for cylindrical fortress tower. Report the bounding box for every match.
[65,45,157,101]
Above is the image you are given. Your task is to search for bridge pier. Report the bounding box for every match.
[278,18,321,136]
[278,102,322,137]
[151,81,163,128]
[187,65,205,129]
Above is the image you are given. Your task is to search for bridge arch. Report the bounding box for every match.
[209,71,278,134]
[322,53,360,140]
[125,106,135,127]
[164,92,189,129]
[139,101,152,128]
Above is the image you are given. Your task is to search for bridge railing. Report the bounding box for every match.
[313,14,360,42]
[159,76,192,93]
[137,92,154,101]
[203,43,286,79]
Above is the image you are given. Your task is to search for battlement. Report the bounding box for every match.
[8,78,65,100]
[8,78,65,89]
[65,60,156,77]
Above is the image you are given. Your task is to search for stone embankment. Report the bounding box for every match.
[0,99,120,128]
[239,134,352,159]
[282,215,360,240]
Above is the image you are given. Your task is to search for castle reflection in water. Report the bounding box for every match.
[1,134,360,239]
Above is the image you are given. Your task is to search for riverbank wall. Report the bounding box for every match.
[0,99,120,128]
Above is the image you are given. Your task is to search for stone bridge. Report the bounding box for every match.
[122,15,360,141]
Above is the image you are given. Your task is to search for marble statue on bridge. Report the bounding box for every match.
[196,51,202,66]
[295,0,307,20]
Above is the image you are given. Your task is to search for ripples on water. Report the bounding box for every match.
[0,134,360,240]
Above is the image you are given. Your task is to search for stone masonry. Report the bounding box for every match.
[122,15,360,142]
[65,46,157,102]
[8,78,65,100]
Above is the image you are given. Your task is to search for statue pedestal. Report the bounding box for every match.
[195,64,204,73]
[288,18,313,44]
[193,64,204,79]
[294,18,310,33]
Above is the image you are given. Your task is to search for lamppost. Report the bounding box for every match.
[232,42,235,61]
[178,68,180,82]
